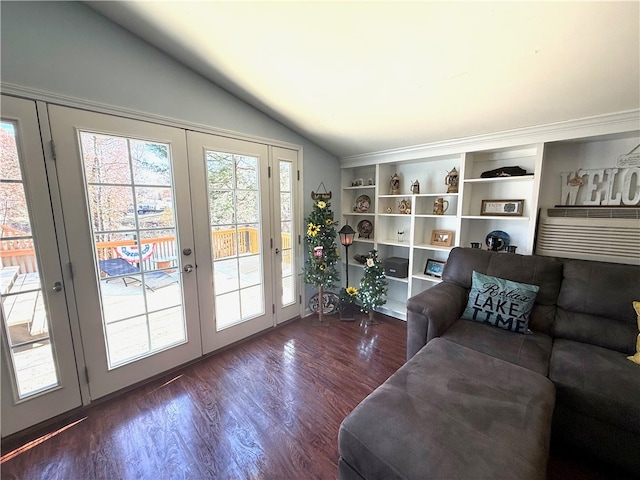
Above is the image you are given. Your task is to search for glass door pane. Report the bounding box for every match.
[1,122,58,396]
[78,132,185,368]
[1,96,81,437]
[207,151,264,329]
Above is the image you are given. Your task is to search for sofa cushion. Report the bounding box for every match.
[553,259,640,354]
[462,271,539,333]
[442,248,563,334]
[338,338,555,480]
[628,301,640,364]
[549,339,640,435]
[442,319,552,375]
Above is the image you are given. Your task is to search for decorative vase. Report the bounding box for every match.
[362,309,379,326]
[340,301,356,321]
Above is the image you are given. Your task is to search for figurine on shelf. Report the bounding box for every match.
[390,173,400,195]
[445,167,459,193]
[433,197,449,215]
[399,198,411,214]
[410,179,420,194]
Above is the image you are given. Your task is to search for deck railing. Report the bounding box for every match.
[1,225,291,274]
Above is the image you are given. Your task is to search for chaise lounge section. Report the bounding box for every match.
[338,247,640,479]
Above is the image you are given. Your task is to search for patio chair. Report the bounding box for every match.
[98,258,177,292]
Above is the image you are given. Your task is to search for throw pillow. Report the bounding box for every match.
[462,271,540,334]
[628,301,640,365]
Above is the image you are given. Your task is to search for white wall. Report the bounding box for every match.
[0,1,340,210]
[1,1,342,310]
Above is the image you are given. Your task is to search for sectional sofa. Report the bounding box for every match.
[338,247,640,479]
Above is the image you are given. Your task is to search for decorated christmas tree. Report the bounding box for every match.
[303,199,340,323]
[359,249,388,323]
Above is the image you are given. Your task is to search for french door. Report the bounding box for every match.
[48,106,300,400]
[49,106,202,400]
[1,97,82,436]
[187,133,300,353]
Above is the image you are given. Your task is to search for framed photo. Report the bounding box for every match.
[480,199,524,216]
[424,259,446,278]
[430,229,453,247]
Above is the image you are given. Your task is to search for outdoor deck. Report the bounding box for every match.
[2,270,184,396]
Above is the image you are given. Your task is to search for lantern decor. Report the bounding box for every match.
[359,249,388,325]
[303,199,340,326]
[338,224,357,321]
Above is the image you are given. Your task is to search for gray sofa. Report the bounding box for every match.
[338,247,640,479]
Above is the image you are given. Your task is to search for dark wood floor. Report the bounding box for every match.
[0,313,627,480]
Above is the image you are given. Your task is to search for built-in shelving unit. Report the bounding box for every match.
[338,114,640,320]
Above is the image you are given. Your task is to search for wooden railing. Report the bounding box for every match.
[1,225,291,274]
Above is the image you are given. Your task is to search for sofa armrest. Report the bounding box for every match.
[406,282,468,360]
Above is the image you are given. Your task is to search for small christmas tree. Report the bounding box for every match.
[359,249,388,324]
[303,199,340,324]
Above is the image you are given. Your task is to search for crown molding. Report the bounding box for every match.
[340,110,640,167]
[0,83,303,152]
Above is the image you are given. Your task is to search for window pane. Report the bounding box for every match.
[236,191,259,224]
[130,140,171,186]
[88,185,134,232]
[235,156,257,190]
[80,132,131,185]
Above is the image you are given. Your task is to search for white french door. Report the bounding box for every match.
[2,100,301,430]
[271,146,301,324]
[187,133,300,352]
[49,106,202,400]
[1,96,82,436]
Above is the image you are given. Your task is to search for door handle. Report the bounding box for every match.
[183,264,194,273]
[52,281,63,292]
[183,248,192,256]
[275,248,280,254]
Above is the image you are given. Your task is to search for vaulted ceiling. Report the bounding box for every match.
[88,1,639,158]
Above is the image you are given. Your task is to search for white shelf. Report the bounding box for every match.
[378,213,409,217]
[461,215,530,221]
[343,185,375,190]
[414,192,459,197]
[412,273,442,283]
[413,244,454,252]
[377,239,411,247]
[343,212,375,216]
[414,214,457,218]
[378,194,409,198]
[464,175,535,184]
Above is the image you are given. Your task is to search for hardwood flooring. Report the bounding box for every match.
[0,313,626,480]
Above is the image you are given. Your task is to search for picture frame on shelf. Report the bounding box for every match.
[424,259,446,278]
[480,199,525,216]
[430,229,453,247]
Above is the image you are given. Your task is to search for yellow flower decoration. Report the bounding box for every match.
[346,286,358,296]
[317,201,326,209]
[325,219,332,225]
[307,224,320,236]
[319,263,326,270]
